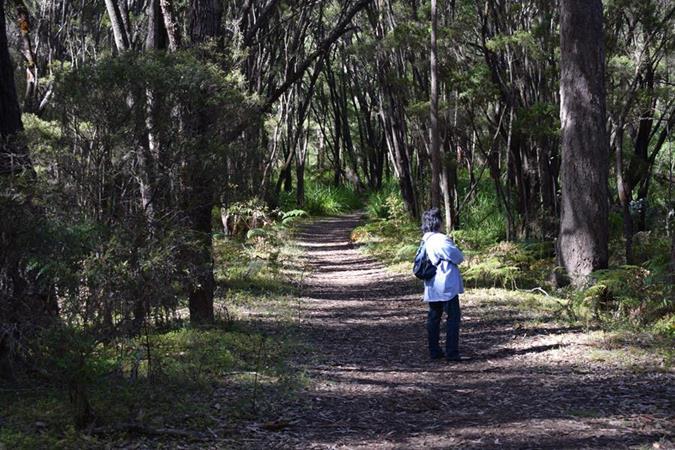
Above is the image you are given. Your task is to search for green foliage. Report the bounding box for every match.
[31,326,110,385]
[394,243,420,262]
[213,220,298,294]
[0,321,300,449]
[651,314,675,339]
[303,183,362,216]
[486,30,544,59]
[463,241,555,289]
[6,51,262,344]
[453,189,506,249]
[571,265,673,328]
[351,215,420,271]
[365,190,391,220]
[514,102,559,140]
[463,257,521,289]
[281,209,309,226]
[383,190,410,224]
[365,183,410,223]
[2,218,304,445]
[223,198,276,236]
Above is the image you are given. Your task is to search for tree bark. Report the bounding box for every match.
[14,1,39,113]
[159,0,181,52]
[0,1,31,175]
[429,0,441,209]
[104,0,130,52]
[1,0,55,379]
[184,0,225,324]
[558,0,610,286]
[189,0,222,44]
[296,127,310,208]
[145,0,168,51]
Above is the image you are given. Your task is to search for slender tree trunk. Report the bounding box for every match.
[0,1,29,174]
[146,0,167,51]
[104,0,130,52]
[614,129,635,263]
[159,0,181,51]
[296,128,310,208]
[558,0,609,286]
[429,0,441,209]
[14,1,39,113]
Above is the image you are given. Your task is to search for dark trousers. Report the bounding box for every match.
[427,296,461,358]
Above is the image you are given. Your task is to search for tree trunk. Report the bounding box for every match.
[429,0,441,209]
[296,128,309,208]
[146,0,168,51]
[1,0,56,378]
[189,0,222,44]
[184,0,224,324]
[0,12,28,174]
[558,0,609,286]
[104,0,130,52]
[186,182,215,324]
[614,129,635,263]
[159,0,181,51]
[14,1,39,113]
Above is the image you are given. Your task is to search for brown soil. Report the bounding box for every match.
[235,214,674,449]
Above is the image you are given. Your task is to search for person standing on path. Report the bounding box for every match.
[421,208,465,361]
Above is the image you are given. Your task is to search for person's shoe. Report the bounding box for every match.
[430,352,445,360]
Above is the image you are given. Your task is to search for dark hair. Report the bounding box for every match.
[421,208,442,233]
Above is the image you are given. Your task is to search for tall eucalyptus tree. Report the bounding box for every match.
[558,0,609,286]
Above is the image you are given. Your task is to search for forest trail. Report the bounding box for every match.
[243,214,673,449]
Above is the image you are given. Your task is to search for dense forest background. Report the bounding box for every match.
[0,0,673,443]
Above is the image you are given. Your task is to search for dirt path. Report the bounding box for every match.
[246,214,673,449]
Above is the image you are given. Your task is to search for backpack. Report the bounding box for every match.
[412,239,436,280]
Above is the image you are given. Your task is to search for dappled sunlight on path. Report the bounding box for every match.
[244,214,673,449]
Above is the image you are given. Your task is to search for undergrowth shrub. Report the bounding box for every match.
[304,183,362,216]
[366,183,409,223]
[278,180,361,216]
[351,211,419,267]
[280,209,309,226]
[463,241,555,289]
[221,198,277,236]
[571,265,673,330]
[366,190,390,220]
[453,185,505,249]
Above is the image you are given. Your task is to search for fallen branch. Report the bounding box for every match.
[527,287,551,297]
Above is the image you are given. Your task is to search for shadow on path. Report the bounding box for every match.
[245,213,674,449]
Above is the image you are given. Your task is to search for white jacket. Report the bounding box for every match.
[422,232,465,302]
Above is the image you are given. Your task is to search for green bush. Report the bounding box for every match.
[463,241,555,289]
[222,198,277,236]
[304,183,362,216]
[366,190,390,220]
[463,257,520,289]
[365,183,410,223]
[454,189,505,249]
[651,314,675,338]
[571,265,672,327]
[281,209,309,226]
[394,243,420,262]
